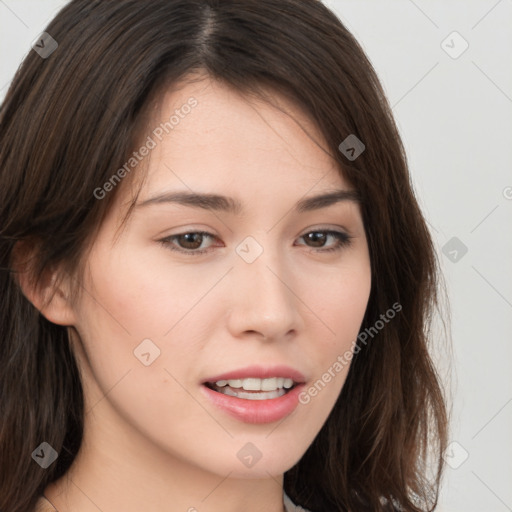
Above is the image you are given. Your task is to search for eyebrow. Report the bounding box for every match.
[135,189,361,214]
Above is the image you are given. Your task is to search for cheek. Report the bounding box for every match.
[297,258,371,405]
[80,249,201,341]
[73,256,208,444]
[74,248,213,401]
[309,259,372,348]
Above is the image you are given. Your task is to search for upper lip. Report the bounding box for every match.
[202,365,306,384]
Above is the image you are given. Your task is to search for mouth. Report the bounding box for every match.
[200,366,307,424]
[203,377,300,401]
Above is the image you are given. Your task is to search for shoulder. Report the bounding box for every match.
[33,496,57,512]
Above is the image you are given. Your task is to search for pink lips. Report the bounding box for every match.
[200,365,307,424]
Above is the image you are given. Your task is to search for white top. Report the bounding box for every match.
[284,491,312,511]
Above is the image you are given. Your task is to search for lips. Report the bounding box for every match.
[200,365,307,424]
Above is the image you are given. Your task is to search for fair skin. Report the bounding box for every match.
[22,77,371,512]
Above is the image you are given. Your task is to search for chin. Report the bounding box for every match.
[220,442,307,479]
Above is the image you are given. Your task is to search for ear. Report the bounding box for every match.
[12,240,78,326]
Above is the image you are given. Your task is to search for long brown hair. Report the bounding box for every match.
[0,1,449,511]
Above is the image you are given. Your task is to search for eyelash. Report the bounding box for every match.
[158,229,353,256]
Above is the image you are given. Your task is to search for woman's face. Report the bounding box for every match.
[67,77,372,480]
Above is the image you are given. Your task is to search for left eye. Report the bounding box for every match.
[158,229,353,256]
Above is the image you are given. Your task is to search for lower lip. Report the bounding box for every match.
[200,383,305,424]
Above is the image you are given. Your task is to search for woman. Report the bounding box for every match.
[0,1,449,511]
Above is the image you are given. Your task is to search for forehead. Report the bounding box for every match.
[114,77,356,226]
[149,77,348,180]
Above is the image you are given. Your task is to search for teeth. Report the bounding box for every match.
[213,377,295,391]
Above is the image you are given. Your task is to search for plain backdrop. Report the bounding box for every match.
[1,1,511,511]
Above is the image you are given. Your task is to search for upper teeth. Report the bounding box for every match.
[214,377,294,391]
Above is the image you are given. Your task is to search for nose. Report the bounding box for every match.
[226,243,302,342]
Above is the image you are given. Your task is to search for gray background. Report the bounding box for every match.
[1,1,511,510]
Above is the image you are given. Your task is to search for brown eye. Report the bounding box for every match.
[159,231,217,256]
[158,229,352,257]
[298,230,353,253]
[175,233,206,250]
